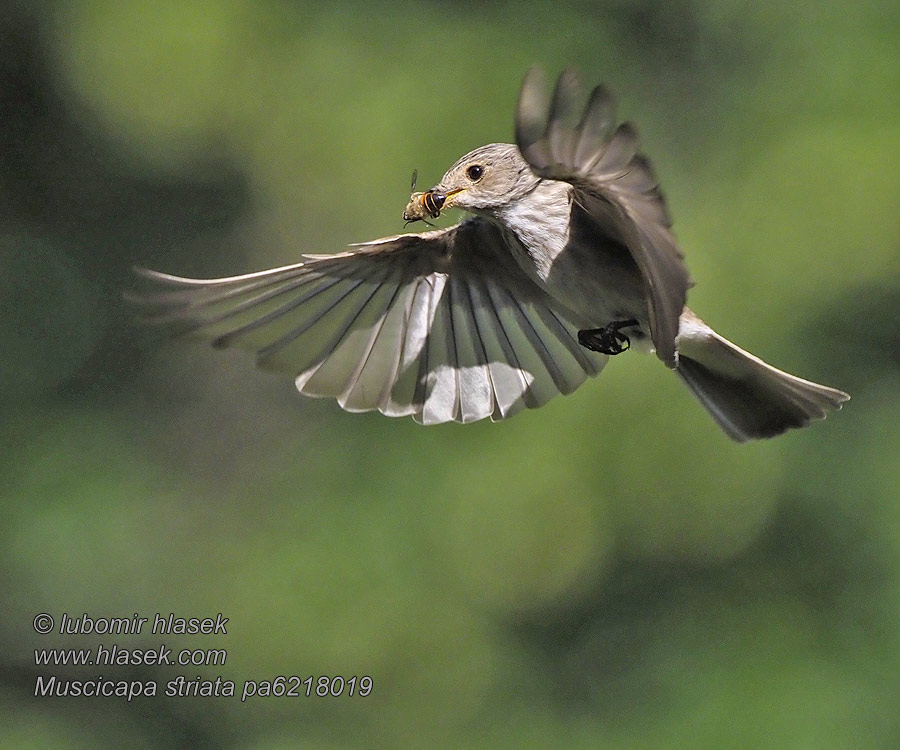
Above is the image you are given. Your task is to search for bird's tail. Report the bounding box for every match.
[675,311,849,442]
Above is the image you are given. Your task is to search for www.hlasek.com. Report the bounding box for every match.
[31,612,372,701]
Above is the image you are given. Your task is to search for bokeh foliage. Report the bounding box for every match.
[1,0,898,747]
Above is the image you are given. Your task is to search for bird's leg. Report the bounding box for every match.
[578,319,640,355]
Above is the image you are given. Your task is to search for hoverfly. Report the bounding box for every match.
[402,169,446,226]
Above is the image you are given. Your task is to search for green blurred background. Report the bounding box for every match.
[2,0,898,747]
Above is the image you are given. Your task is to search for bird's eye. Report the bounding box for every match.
[466,164,484,182]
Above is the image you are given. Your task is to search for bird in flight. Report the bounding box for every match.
[132,67,848,440]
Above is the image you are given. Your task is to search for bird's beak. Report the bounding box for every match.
[436,186,465,209]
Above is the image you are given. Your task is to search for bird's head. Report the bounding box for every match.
[426,143,540,218]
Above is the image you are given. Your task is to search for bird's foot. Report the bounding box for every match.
[578,319,640,355]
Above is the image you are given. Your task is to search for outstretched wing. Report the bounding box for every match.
[515,66,691,367]
[130,218,606,424]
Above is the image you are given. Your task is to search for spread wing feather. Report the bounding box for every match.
[130,219,607,424]
[516,66,691,367]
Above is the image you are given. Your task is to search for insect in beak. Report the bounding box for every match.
[403,169,446,226]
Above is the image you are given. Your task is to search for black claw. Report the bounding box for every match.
[578,319,640,355]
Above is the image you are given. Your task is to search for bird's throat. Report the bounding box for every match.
[494,181,573,281]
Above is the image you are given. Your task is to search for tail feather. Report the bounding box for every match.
[676,312,849,442]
